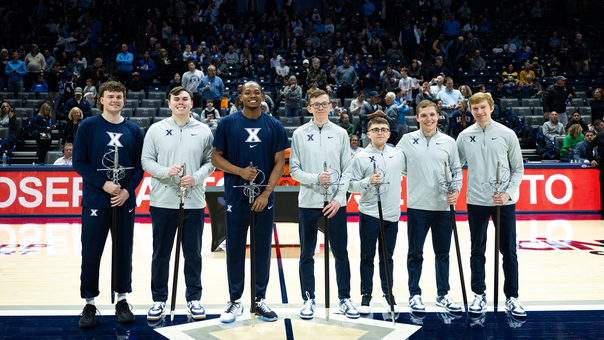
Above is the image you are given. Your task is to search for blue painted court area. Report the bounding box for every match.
[1,310,603,339]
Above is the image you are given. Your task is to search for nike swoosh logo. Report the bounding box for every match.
[389,156,394,158]
[129,209,134,213]
[328,136,334,139]
[191,134,197,136]
[436,142,444,145]
[250,144,258,148]
[492,138,498,140]
[268,205,273,209]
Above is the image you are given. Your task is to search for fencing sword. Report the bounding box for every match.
[444,162,468,315]
[233,162,267,327]
[494,161,502,314]
[97,145,133,304]
[373,162,396,326]
[321,161,331,321]
[170,164,189,321]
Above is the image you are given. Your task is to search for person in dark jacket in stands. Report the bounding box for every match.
[591,88,604,123]
[566,110,589,133]
[32,103,56,164]
[427,56,453,81]
[543,76,571,125]
[64,87,93,117]
[62,107,84,144]
[0,102,20,147]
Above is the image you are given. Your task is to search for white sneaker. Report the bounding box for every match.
[147,301,166,321]
[358,294,372,314]
[299,293,316,320]
[220,300,243,323]
[381,294,399,313]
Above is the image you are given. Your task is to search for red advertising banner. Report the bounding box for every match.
[0,168,599,215]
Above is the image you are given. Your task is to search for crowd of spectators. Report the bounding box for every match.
[0,0,603,162]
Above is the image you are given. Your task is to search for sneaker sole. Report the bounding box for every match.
[187,311,207,320]
[78,320,96,328]
[358,306,372,314]
[147,314,163,321]
[468,307,487,314]
[506,307,527,318]
[299,312,314,319]
[339,308,360,319]
[259,315,278,322]
[220,317,235,323]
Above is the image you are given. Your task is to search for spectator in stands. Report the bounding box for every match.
[360,91,386,146]
[284,76,303,117]
[561,123,584,161]
[530,57,545,78]
[32,103,56,164]
[307,58,327,91]
[5,51,27,93]
[330,100,343,116]
[350,91,367,116]
[128,72,145,93]
[30,74,48,92]
[512,80,531,99]
[446,36,466,73]
[416,81,434,104]
[116,43,133,85]
[168,73,182,92]
[252,54,270,83]
[387,41,404,60]
[457,1,471,18]
[502,64,519,91]
[428,56,452,80]
[380,64,401,93]
[182,61,204,108]
[430,75,446,96]
[350,134,363,155]
[360,56,379,98]
[139,51,156,86]
[464,33,481,57]
[409,59,424,84]
[339,113,355,137]
[567,110,589,133]
[491,80,507,107]
[43,50,56,73]
[53,143,73,166]
[65,54,85,86]
[275,58,290,85]
[64,87,92,117]
[398,68,415,101]
[436,77,463,117]
[530,78,544,102]
[545,55,561,77]
[434,99,450,134]
[83,78,97,107]
[224,45,240,67]
[591,88,604,123]
[573,130,594,163]
[63,107,83,144]
[400,21,420,64]
[383,92,400,144]
[543,111,566,141]
[594,119,604,134]
[443,13,460,40]
[201,100,221,121]
[478,18,491,31]
[450,99,473,138]
[24,44,46,89]
[239,59,254,80]
[549,31,561,51]
[459,85,472,100]
[335,56,357,100]
[214,55,229,78]
[0,49,9,90]
[503,38,517,54]
[0,103,20,142]
[544,76,571,125]
[492,42,504,55]
[519,62,535,86]
[470,50,486,72]
[571,33,590,72]
[199,65,225,108]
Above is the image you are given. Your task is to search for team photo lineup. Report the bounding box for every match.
[1,0,602,337]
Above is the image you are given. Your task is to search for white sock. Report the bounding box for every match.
[117,293,127,302]
[85,298,95,306]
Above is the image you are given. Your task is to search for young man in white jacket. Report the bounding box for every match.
[396,99,463,314]
[290,89,359,319]
[457,93,526,317]
[141,86,215,321]
[349,117,405,314]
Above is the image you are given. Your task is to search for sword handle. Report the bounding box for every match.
[249,162,254,205]
[495,161,501,195]
[112,145,120,185]
[322,161,328,203]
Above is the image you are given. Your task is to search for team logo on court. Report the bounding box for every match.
[227,205,232,212]
[166,129,173,136]
[245,128,262,143]
[90,209,98,216]
[412,138,419,144]
[307,134,314,141]
[106,132,123,147]
[470,136,476,142]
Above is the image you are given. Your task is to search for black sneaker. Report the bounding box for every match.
[358,294,372,314]
[254,298,278,322]
[78,304,98,328]
[115,299,135,323]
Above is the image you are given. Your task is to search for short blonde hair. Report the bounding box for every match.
[416,100,438,116]
[68,107,83,121]
[594,88,604,102]
[468,93,494,110]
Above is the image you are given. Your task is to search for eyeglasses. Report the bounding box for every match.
[369,128,390,134]
[310,102,331,109]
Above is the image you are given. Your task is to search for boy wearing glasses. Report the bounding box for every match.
[396,100,463,314]
[290,90,359,319]
[349,117,405,314]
